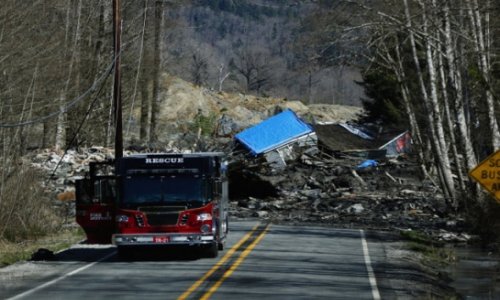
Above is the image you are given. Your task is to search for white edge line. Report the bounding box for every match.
[6,251,116,300]
[360,229,381,300]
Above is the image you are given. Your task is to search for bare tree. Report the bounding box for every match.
[465,0,500,150]
[126,0,149,138]
[149,0,165,144]
[230,48,274,93]
[190,50,209,86]
[55,0,80,152]
[217,63,230,92]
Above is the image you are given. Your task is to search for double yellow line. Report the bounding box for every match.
[178,223,270,300]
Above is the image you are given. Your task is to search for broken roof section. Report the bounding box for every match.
[378,131,412,157]
[235,109,314,155]
[313,123,411,158]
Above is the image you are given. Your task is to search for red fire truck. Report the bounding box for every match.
[75,152,229,258]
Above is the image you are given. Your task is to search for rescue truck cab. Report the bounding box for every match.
[75,152,229,258]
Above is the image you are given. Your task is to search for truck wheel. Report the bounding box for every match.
[205,242,219,258]
[218,217,228,251]
[117,246,134,260]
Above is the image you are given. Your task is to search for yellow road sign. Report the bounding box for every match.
[469,150,500,202]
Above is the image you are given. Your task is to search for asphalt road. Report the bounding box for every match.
[1,221,385,300]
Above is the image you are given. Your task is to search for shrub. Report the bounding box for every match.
[189,112,218,136]
[0,165,61,242]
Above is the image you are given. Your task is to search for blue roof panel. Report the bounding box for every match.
[235,109,313,155]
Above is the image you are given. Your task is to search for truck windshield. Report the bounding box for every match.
[122,176,206,206]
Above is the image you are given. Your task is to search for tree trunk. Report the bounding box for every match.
[140,80,150,141]
[104,2,114,148]
[437,44,467,196]
[218,64,230,93]
[392,43,425,167]
[443,1,478,172]
[465,0,500,150]
[422,0,456,203]
[56,0,83,151]
[127,0,148,138]
[149,0,164,144]
[441,1,483,208]
[0,100,5,206]
[404,0,454,202]
[55,1,73,152]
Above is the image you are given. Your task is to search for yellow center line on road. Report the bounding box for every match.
[200,224,270,300]
[177,224,260,300]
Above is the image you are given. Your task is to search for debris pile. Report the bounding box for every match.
[27,147,115,217]
[228,152,470,242]
[226,108,467,240]
[29,147,113,192]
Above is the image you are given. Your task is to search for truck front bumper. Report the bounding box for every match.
[112,233,214,246]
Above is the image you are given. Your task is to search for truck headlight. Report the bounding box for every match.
[200,224,211,233]
[196,213,212,221]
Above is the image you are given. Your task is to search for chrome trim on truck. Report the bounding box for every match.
[112,233,214,246]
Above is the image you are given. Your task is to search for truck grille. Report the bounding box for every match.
[138,206,185,226]
[146,212,179,226]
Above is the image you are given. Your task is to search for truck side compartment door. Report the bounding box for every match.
[75,178,116,244]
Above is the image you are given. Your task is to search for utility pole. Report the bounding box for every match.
[113,0,123,159]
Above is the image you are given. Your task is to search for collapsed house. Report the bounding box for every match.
[233,109,412,168]
[234,109,318,168]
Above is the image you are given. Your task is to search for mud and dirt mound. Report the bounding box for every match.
[128,74,364,143]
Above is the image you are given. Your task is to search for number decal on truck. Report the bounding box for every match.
[153,236,170,243]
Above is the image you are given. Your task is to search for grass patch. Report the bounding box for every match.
[400,230,443,246]
[0,226,85,267]
[406,241,456,267]
[401,230,456,267]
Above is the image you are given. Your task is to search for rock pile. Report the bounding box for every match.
[29,147,114,192]
[27,147,116,218]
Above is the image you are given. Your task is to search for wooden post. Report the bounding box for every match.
[113,0,123,159]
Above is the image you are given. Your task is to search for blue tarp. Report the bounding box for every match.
[235,109,313,155]
[356,159,378,170]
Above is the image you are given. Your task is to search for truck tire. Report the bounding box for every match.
[117,246,134,260]
[204,242,219,258]
[218,217,229,251]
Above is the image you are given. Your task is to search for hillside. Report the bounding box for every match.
[162,0,365,105]
[125,74,364,145]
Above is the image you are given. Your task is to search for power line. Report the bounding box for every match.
[0,57,117,128]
